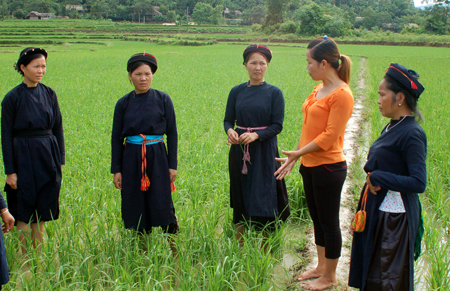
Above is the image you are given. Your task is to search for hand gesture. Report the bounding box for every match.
[274,150,301,180]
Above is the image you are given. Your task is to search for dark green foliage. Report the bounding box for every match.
[294,2,326,35]
[293,2,351,37]
[0,0,448,36]
[423,1,450,34]
[242,4,267,25]
[278,20,297,33]
[262,0,289,28]
[192,2,222,25]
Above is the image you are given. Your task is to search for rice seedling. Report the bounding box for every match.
[0,21,449,289]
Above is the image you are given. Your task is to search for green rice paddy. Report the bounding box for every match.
[0,19,449,290]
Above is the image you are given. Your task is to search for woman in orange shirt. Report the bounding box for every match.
[275,36,353,291]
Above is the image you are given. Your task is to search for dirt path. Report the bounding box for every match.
[288,57,368,290]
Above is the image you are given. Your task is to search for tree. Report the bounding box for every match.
[159,4,168,15]
[263,0,289,27]
[90,0,109,18]
[1,1,8,18]
[192,2,213,24]
[133,0,153,22]
[315,0,334,5]
[209,4,223,24]
[228,0,264,10]
[243,4,267,24]
[262,0,289,29]
[295,2,327,35]
[356,6,377,28]
[13,9,26,18]
[423,0,450,34]
[294,2,351,36]
[174,0,197,19]
[115,4,131,20]
[8,0,25,13]
[324,13,352,36]
[336,0,372,14]
[167,10,177,22]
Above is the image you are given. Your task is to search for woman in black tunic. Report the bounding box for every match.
[224,45,290,248]
[348,63,427,290]
[1,47,65,253]
[111,53,178,254]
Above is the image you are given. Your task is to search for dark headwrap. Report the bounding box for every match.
[243,44,272,64]
[127,53,157,74]
[15,47,47,74]
[385,63,424,100]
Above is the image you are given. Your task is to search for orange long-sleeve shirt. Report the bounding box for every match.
[300,83,354,167]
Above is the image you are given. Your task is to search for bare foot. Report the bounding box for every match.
[298,268,323,281]
[302,276,338,291]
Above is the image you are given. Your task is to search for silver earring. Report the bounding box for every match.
[398,104,401,107]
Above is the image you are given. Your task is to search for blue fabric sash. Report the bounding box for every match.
[125,135,164,145]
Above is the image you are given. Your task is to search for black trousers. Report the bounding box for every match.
[300,161,347,259]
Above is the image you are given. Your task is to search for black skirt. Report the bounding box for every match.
[121,142,177,231]
[365,211,410,290]
[229,144,290,230]
[5,136,62,223]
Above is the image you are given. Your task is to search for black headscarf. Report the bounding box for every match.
[243,44,272,64]
[127,53,158,74]
[15,47,47,75]
[385,63,425,101]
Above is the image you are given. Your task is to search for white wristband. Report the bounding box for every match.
[0,209,9,215]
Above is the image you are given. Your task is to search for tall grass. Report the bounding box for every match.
[0,32,448,289]
[0,42,315,290]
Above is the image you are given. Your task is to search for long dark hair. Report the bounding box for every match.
[307,37,352,84]
[384,75,424,122]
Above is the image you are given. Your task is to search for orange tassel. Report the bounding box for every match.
[171,182,176,193]
[138,134,164,192]
[352,210,366,232]
[351,172,371,233]
[141,174,150,191]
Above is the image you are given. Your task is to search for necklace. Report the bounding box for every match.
[385,115,411,132]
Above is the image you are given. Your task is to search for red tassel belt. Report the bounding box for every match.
[125,134,164,191]
[140,134,164,191]
[236,125,268,174]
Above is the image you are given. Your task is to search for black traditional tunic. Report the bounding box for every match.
[349,116,427,291]
[111,89,177,230]
[0,192,9,285]
[224,82,289,221]
[1,83,65,223]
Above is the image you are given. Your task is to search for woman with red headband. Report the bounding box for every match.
[275,36,353,290]
[224,44,290,248]
[111,53,178,254]
[1,47,65,253]
[349,63,426,290]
